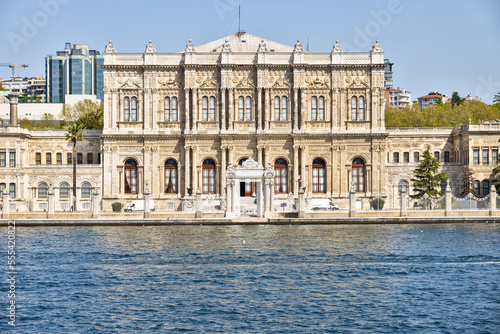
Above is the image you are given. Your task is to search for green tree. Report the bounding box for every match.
[451,91,464,108]
[460,166,477,196]
[411,145,448,202]
[493,92,500,105]
[61,99,103,129]
[65,121,84,212]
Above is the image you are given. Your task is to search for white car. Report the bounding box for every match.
[310,199,339,211]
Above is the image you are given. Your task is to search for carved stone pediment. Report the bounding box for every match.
[307,77,330,89]
[235,77,255,89]
[272,78,291,89]
[158,78,182,89]
[118,78,142,89]
[199,78,219,89]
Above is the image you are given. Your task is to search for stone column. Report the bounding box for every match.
[349,185,356,218]
[293,88,299,131]
[489,184,497,216]
[445,180,452,217]
[192,88,198,131]
[195,188,203,218]
[220,88,226,131]
[92,188,100,217]
[293,146,299,194]
[221,147,226,195]
[400,187,407,217]
[228,88,234,131]
[257,147,263,166]
[264,89,269,130]
[297,186,306,218]
[144,182,151,213]
[2,188,9,219]
[257,88,263,131]
[192,147,198,191]
[184,89,190,132]
[226,178,233,217]
[8,92,19,126]
[300,89,306,130]
[48,185,55,217]
[184,146,191,196]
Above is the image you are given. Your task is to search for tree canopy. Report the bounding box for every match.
[386,101,500,127]
[410,145,448,199]
[60,99,103,129]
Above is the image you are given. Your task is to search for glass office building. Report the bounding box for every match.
[45,43,104,103]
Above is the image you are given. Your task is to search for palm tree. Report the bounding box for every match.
[493,92,500,105]
[65,121,84,212]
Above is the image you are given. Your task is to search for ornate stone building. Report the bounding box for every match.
[1,33,499,214]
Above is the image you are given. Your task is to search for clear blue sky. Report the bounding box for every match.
[1,0,499,103]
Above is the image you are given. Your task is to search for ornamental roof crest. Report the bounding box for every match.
[104,40,116,53]
[145,40,157,53]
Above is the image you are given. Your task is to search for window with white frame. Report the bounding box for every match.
[165,97,178,121]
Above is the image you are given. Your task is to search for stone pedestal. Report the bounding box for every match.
[349,189,356,218]
[400,188,407,217]
[2,189,9,219]
[489,184,497,217]
[195,188,203,218]
[297,187,306,218]
[445,180,452,217]
[47,185,55,218]
[92,188,100,217]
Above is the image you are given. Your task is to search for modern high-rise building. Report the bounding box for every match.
[384,59,394,89]
[45,43,104,103]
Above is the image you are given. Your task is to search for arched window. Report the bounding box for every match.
[124,159,138,194]
[164,159,178,194]
[9,183,15,199]
[312,158,326,193]
[393,152,400,163]
[274,96,280,120]
[38,183,48,198]
[202,159,216,194]
[281,96,287,120]
[124,97,130,121]
[358,96,365,120]
[202,96,208,121]
[318,96,325,120]
[274,159,288,193]
[209,96,216,121]
[238,96,244,121]
[165,97,171,121]
[245,96,252,120]
[172,97,178,121]
[474,180,480,196]
[352,158,365,192]
[312,96,318,120]
[81,182,91,198]
[60,182,69,199]
[398,180,408,196]
[483,180,490,196]
[444,151,450,163]
[131,97,137,121]
[351,96,358,120]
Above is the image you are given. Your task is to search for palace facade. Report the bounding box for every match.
[1,33,499,214]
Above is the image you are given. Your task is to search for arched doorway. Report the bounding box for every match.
[239,158,252,197]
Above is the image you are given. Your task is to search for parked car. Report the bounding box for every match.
[310,199,339,211]
[124,199,155,212]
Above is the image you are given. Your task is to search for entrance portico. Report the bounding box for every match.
[225,158,275,218]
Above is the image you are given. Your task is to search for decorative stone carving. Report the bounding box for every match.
[332,40,343,53]
[199,78,218,88]
[185,38,195,52]
[145,40,157,53]
[118,78,142,89]
[293,38,304,52]
[371,39,383,53]
[158,77,181,89]
[257,39,268,52]
[222,39,232,52]
[237,158,260,169]
[104,40,116,54]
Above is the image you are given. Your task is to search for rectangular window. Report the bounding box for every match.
[67,153,72,165]
[444,151,450,163]
[403,152,409,163]
[97,153,101,165]
[46,153,52,165]
[483,180,490,196]
[393,152,399,163]
[474,180,480,195]
[87,153,93,164]
[77,153,83,164]
[414,152,419,163]
[473,149,479,164]
[0,152,5,167]
[0,183,5,198]
[9,183,15,198]
[57,153,62,165]
[434,151,440,161]
[483,149,489,165]
[36,153,41,165]
[493,149,498,164]
[9,152,15,167]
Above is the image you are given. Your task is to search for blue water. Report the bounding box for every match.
[2,223,500,333]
